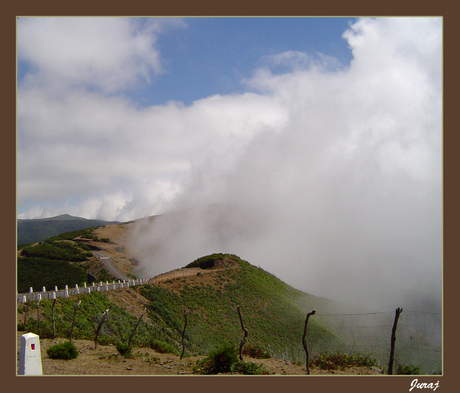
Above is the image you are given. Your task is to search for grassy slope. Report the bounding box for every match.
[17,229,117,292]
[142,255,343,360]
[17,254,342,362]
[17,252,441,373]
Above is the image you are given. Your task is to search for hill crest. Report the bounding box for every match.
[17,214,121,245]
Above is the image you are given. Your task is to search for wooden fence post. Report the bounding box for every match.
[180,309,188,360]
[51,298,57,339]
[302,309,316,375]
[387,307,403,375]
[69,300,81,342]
[94,309,110,349]
[237,305,249,361]
[36,297,41,335]
[128,305,146,347]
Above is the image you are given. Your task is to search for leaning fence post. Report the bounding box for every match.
[128,305,146,347]
[302,309,316,375]
[237,305,249,361]
[69,300,81,343]
[94,309,110,349]
[51,298,57,339]
[387,307,403,375]
[180,308,188,360]
[36,296,41,335]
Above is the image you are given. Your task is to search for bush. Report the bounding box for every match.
[310,351,377,371]
[116,342,133,357]
[149,339,179,355]
[46,341,79,360]
[242,343,271,359]
[194,344,239,374]
[231,361,269,375]
[194,344,269,375]
[397,364,422,375]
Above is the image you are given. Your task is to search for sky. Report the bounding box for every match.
[17,17,443,311]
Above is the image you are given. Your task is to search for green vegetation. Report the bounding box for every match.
[18,292,165,348]
[139,254,340,361]
[194,344,268,375]
[46,341,79,360]
[185,253,239,269]
[16,252,441,374]
[17,258,88,293]
[148,339,181,356]
[17,240,95,293]
[310,351,378,371]
[116,342,133,357]
[17,215,119,245]
[232,360,269,375]
[17,254,340,363]
[397,364,422,375]
[194,343,239,374]
[242,343,271,359]
[21,241,92,261]
[47,228,97,242]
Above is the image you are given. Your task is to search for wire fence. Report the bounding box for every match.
[310,310,442,374]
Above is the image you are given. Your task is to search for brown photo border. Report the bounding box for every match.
[4,1,456,393]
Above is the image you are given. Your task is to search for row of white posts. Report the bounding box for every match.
[17,280,143,375]
[17,278,149,375]
[17,279,149,303]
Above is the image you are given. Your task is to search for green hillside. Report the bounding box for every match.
[143,254,342,358]
[17,234,114,292]
[17,254,342,362]
[17,214,120,245]
[17,253,441,374]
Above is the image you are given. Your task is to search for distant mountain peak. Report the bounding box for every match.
[48,214,87,221]
[17,214,121,245]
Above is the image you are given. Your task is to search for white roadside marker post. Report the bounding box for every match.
[18,333,43,375]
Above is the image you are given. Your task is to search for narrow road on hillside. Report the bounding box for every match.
[93,251,130,281]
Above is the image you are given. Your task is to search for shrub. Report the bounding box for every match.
[231,360,269,375]
[116,342,133,357]
[397,364,422,375]
[310,351,377,371]
[194,343,239,374]
[242,343,271,359]
[46,341,79,360]
[149,339,179,355]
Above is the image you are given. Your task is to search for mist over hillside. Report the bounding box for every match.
[121,23,442,315]
[127,195,441,315]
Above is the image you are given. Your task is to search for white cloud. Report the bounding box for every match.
[126,17,441,311]
[17,17,184,93]
[263,50,342,72]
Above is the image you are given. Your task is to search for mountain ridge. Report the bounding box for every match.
[17,214,121,245]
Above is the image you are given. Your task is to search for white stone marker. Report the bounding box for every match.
[18,333,43,375]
